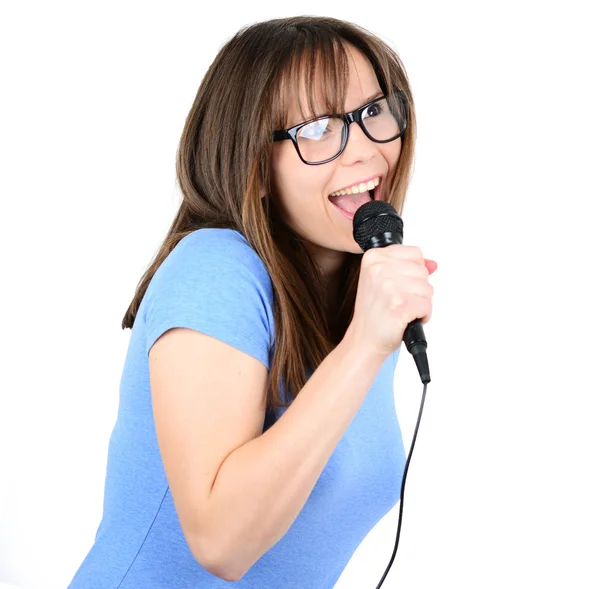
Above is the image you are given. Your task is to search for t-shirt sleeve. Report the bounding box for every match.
[142,228,275,370]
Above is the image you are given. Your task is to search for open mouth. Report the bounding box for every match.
[328,177,381,220]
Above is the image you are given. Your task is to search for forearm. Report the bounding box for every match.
[201,331,387,579]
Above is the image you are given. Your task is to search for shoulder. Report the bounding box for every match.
[150,228,272,294]
[142,228,275,363]
[171,227,266,268]
[179,227,256,252]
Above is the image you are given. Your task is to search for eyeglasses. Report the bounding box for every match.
[272,89,408,165]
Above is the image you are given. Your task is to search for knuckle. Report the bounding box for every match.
[368,262,382,279]
[363,248,383,268]
[393,293,405,308]
[382,278,396,292]
[407,245,424,260]
[361,249,373,263]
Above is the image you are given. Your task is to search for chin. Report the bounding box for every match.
[348,239,365,255]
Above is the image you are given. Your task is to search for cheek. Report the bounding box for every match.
[270,145,302,194]
[383,138,402,166]
[270,144,336,210]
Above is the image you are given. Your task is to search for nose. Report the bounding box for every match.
[338,119,377,165]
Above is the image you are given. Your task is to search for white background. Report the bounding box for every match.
[1,1,598,588]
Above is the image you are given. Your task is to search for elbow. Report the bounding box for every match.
[191,532,247,582]
[208,561,245,583]
[205,563,243,583]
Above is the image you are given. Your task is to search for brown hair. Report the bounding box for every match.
[121,15,416,412]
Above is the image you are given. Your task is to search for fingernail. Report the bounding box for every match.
[425,259,438,274]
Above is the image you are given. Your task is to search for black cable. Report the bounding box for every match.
[374,382,428,588]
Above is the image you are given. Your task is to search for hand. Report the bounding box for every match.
[345,245,436,360]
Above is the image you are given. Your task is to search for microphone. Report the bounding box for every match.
[352,199,430,384]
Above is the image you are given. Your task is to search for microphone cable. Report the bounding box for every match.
[374,382,428,588]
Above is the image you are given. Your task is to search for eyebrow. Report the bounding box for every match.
[328,91,384,116]
[361,90,385,105]
[297,91,384,125]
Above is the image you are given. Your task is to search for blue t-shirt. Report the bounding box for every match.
[67,228,405,589]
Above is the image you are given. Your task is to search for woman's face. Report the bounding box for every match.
[269,44,402,280]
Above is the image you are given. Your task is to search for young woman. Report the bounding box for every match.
[68,15,436,589]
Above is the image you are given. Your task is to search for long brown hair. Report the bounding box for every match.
[122,16,417,412]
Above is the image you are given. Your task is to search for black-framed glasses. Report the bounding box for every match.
[272,89,408,165]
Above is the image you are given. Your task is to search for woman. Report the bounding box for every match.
[68,15,436,589]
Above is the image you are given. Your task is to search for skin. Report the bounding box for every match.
[266,43,402,296]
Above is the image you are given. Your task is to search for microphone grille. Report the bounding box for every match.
[353,200,404,250]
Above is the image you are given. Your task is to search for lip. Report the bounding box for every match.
[329,174,383,195]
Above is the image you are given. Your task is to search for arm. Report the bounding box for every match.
[200,329,386,580]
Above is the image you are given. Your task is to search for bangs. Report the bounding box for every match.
[273,36,350,130]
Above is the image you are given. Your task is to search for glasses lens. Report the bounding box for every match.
[295,91,407,164]
[296,116,345,164]
[362,93,407,142]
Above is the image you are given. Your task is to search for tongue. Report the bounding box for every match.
[329,190,372,213]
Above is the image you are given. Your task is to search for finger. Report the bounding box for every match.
[424,259,438,274]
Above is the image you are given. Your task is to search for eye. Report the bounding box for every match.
[298,117,331,140]
[364,102,384,119]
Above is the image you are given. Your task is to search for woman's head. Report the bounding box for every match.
[268,41,405,281]
[123,16,416,411]
[175,16,415,245]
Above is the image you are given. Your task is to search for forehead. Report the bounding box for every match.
[280,43,382,128]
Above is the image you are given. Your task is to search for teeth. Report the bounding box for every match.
[330,176,380,197]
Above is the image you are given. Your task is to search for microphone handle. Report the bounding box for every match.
[403,319,430,384]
